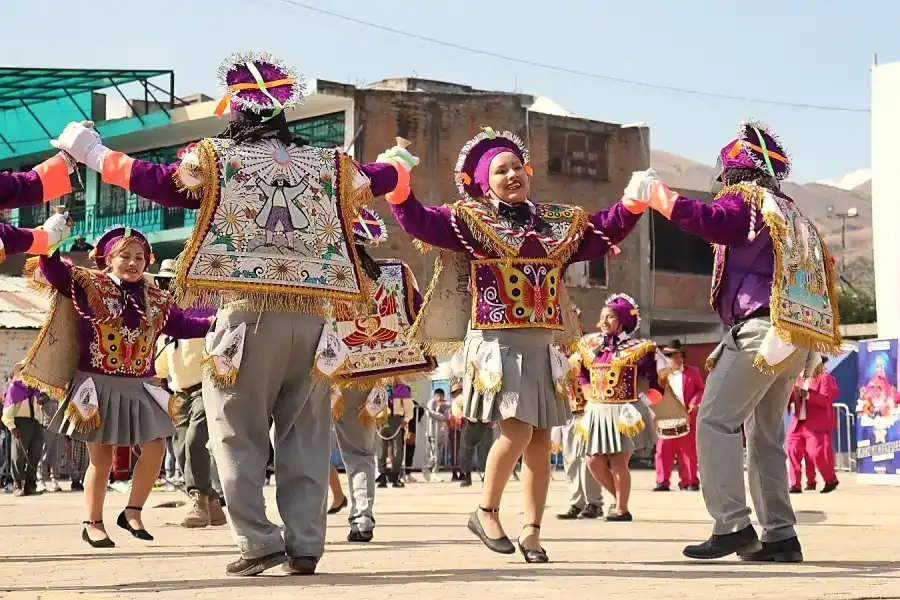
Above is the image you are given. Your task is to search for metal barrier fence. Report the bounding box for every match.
[833,403,856,472]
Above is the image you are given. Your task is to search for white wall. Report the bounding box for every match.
[0,329,39,385]
[871,62,900,338]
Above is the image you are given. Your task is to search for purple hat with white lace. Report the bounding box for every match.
[605,293,641,335]
[454,127,531,199]
[214,51,306,117]
[716,120,791,182]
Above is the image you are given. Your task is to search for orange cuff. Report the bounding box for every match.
[101,151,135,192]
[649,183,678,219]
[26,229,50,255]
[621,197,646,214]
[33,155,72,202]
[645,389,662,406]
[384,158,411,205]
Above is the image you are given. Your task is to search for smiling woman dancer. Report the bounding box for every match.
[378,127,645,563]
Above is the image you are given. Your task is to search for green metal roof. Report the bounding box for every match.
[0,68,173,110]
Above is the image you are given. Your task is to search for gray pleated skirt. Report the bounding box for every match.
[50,371,176,446]
[460,327,570,430]
[581,400,658,456]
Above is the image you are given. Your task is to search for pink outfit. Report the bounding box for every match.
[787,372,839,489]
[654,365,705,488]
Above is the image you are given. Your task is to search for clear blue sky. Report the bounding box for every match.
[2,0,891,183]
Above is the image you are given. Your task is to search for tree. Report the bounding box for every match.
[838,286,876,325]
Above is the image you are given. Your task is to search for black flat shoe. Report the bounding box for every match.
[653,484,671,492]
[805,483,816,491]
[578,503,601,520]
[117,506,153,541]
[738,536,803,563]
[517,524,549,563]
[688,484,701,491]
[82,520,115,548]
[327,496,348,515]
[467,507,515,555]
[347,529,373,543]
[789,487,802,494]
[821,480,839,494]
[226,552,287,576]
[683,525,761,560]
[556,506,581,520]
[606,511,633,522]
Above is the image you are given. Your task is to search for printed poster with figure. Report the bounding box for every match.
[856,338,900,484]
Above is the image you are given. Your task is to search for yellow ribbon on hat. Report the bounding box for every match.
[214,77,297,117]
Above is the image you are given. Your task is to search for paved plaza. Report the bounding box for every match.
[1,469,897,600]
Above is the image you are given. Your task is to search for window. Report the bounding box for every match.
[12,164,86,227]
[548,128,610,180]
[287,112,345,149]
[650,211,714,275]
[132,145,183,213]
[97,183,127,218]
[588,256,608,287]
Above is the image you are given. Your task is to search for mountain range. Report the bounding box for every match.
[650,151,873,261]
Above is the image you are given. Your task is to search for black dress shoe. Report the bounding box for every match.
[117,506,153,541]
[653,484,671,492]
[821,480,839,494]
[578,503,601,519]
[327,496,348,515]
[347,529,373,543]
[556,506,581,520]
[805,483,816,491]
[467,507,515,554]
[689,484,701,491]
[460,478,472,488]
[517,524,549,563]
[789,487,802,494]
[71,480,85,492]
[683,525,761,560]
[283,556,319,575]
[739,536,803,563]
[391,479,405,488]
[225,552,287,576]
[377,478,387,489]
[606,511,633,522]
[82,520,115,549]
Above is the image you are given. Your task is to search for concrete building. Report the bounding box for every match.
[1,70,719,336]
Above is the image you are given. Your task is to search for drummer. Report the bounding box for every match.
[654,340,705,491]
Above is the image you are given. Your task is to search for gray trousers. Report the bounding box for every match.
[173,384,214,496]
[377,416,406,479]
[333,388,377,533]
[38,399,63,480]
[458,420,494,474]
[562,416,603,509]
[205,310,331,560]
[698,318,807,543]
[12,418,43,487]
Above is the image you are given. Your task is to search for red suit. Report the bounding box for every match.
[787,372,839,489]
[654,365,705,488]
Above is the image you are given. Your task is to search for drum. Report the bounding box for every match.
[648,382,690,440]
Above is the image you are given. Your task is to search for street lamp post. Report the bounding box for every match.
[826,205,859,272]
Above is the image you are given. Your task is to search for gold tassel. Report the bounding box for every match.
[15,372,66,401]
[412,239,433,254]
[813,362,826,377]
[617,417,646,437]
[64,401,101,434]
[704,356,717,372]
[331,393,345,423]
[356,403,388,428]
[0,246,5,264]
[574,420,589,443]
[201,355,239,389]
[752,350,800,377]
[167,395,181,425]
[334,366,435,390]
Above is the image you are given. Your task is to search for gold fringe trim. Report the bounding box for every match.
[406,251,464,353]
[704,356,717,372]
[554,369,578,403]
[412,239,433,254]
[335,363,436,390]
[201,355,239,389]
[617,418,646,438]
[715,182,765,209]
[467,361,503,395]
[357,403,389,429]
[575,420,589,444]
[752,349,801,377]
[16,292,72,400]
[15,371,66,401]
[22,257,55,296]
[331,393,345,423]
[813,362,826,377]
[167,395,180,425]
[0,246,5,264]
[64,401,101,434]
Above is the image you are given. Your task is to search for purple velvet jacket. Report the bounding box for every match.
[0,156,71,210]
[38,253,211,378]
[389,192,641,263]
[0,223,37,257]
[668,190,773,326]
[577,335,662,403]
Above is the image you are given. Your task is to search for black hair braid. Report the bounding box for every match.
[355,243,383,282]
[722,167,781,193]
[219,111,309,147]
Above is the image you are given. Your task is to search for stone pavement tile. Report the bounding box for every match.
[1,470,898,600]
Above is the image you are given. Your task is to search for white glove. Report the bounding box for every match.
[41,213,71,247]
[623,168,663,204]
[176,151,203,188]
[376,146,419,173]
[50,121,109,173]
